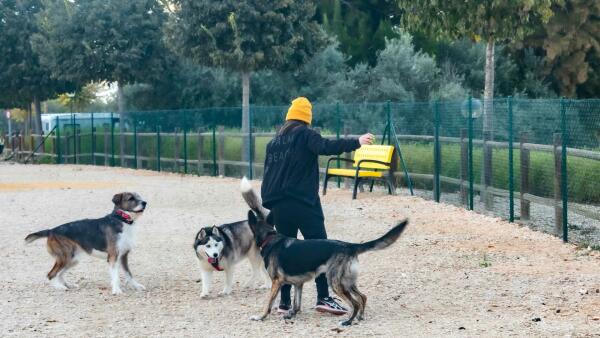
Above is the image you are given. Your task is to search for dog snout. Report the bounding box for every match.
[141,201,147,208]
[212,253,218,258]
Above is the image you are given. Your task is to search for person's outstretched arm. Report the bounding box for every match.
[306,129,374,156]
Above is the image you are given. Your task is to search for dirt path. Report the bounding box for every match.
[1,163,599,337]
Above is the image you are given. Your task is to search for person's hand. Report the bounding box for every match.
[359,133,374,145]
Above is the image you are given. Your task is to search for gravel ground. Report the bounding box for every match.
[2,163,600,337]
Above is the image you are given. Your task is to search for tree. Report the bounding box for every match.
[33,0,169,164]
[521,0,600,97]
[167,0,327,157]
[0,0,71,134]
[317,0,401,65]
[397,0,555,132]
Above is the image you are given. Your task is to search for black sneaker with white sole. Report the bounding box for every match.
[315,297,348,315]
[277,304,291,315]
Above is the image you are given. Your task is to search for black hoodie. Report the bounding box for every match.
[261,124,360,208]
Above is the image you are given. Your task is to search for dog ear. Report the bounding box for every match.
[112,193,124,205]
[211,225,220,236]
[247,210,258,226]
[266,211,275,226]
[197,228,207,239]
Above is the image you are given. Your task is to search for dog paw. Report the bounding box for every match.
[219,289,232,296]
[200,292,209,299]
[339,320,353,326]
[50,282,68,291]
[127,281,146,291]
[250,315,264,321]
[112,287,123,295]
[283,312,295,320]
[259,283,271,289]
[65,282,79,289]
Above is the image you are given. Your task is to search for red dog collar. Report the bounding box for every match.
[259,234,275,250]
[114,210,134,224]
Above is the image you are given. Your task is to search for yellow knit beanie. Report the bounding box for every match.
[285,97,312,125]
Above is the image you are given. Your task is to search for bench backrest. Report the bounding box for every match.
[353,145,395,170]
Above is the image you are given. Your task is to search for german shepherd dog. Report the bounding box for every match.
[241,180,408,326]
[24,192,147,295]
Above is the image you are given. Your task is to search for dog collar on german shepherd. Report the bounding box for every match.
[259,232,277,251]
[113,210,134,225]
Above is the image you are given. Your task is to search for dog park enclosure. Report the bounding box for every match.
[3,99,600,246]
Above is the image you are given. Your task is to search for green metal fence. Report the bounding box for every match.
[5,98,600,247]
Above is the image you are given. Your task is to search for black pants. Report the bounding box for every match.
[270,198,329,305]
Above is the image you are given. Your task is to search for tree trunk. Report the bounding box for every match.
[24,105,31,136]
[33,96,42,135]
[241,71,250,162]
[117,82,126,167]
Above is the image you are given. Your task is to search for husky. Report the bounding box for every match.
[193,178,270,298]
[240,180,408,326]
[24,192,147,295]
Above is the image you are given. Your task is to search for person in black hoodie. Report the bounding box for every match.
[261,97,374,316]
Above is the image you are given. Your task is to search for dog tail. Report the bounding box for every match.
[25,229,51,244]
[240,177,270,219]
[351,220,408,255]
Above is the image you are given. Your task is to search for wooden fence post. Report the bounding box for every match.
[136,133,142,169]
[554,133,563,235]
[174,128,181,173]
[460,128,468,206]
[64,131,70,163]
[217,126,225,175]
[520,132,530,221]
[482,131,494,210]
[197,128,204,175]
[103,126,109,166]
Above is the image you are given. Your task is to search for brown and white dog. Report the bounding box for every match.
[25,192,147,295]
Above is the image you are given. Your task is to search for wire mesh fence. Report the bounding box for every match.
[3,98,599,246]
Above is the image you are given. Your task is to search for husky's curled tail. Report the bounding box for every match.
[240,177,269,219]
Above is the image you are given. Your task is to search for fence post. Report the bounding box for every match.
[468,96,474,211]
[65,130,71,163]
[507,96,514,223]
[55,116,61,164]
[433,100,441,202]
[133,121,138,169]
[174,128,181,173]
[110,112,115,167]
[248,105,253,179]
[71,114,76,164]
[553,133,563,236]
[218,126,225,176]
[560,98,568,242]
[156,125,161,172]
[212,116,217,177]
[184,126,188,174]
[91,112,96,165]
[482,130,493,210]
[460,128,468,205]
[344,126,351,189]
[103,125,109,166]
[336,102,341,188]
[520,132,530,221]
[197,128,204,176]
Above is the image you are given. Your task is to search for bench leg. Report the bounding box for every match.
[352,178,361,199]
[369,179,375,192]
[323,174,330,195]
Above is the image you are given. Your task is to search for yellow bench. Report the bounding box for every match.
[323,145,397,199]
